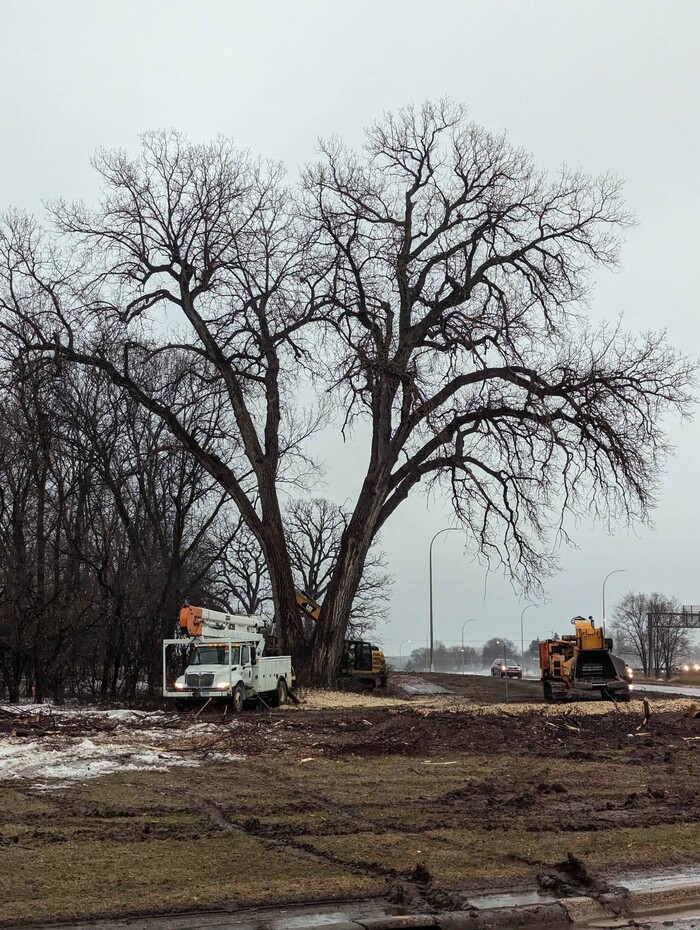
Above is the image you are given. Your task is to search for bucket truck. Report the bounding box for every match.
[162,605,293,711]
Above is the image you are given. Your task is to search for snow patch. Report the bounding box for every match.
[3,737,187,785]
[0,704,244,788]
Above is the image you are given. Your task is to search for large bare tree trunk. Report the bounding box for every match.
[307,479,387,685]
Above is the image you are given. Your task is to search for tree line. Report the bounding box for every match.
[405,637,525,672]
[0,357,390,701]
[0,101,694,688]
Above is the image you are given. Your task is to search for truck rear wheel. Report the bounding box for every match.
[276,677,288,706]
[231,684,245,713]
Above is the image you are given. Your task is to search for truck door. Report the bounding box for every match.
[240,645,254,691]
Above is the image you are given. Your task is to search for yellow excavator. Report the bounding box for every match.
[295,588,387,688]
[539,616,632,703]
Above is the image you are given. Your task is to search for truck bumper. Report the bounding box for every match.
[165,689,231,699]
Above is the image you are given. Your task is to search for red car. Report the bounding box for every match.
[491,658,523,679]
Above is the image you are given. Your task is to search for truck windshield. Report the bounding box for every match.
[192,645,229,665]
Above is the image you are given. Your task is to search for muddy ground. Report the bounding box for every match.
[2,674,700,924]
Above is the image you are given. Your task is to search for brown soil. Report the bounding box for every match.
[2,674,699,924]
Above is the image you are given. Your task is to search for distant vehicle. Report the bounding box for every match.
[676,662,700,673]
[491,658,523,679]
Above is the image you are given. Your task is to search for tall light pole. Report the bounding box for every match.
[602,569,626,637]
[496,638,509,702]
[461,618,477,675]
[399,639,411,670]
[428,527,461,672]
[520,604,537,673]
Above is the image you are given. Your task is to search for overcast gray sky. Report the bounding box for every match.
[2,0,699,657]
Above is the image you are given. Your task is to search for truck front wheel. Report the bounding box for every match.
[231,684,245,713]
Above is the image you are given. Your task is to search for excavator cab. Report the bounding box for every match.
[341,640,387,688]
[343,641,370,672]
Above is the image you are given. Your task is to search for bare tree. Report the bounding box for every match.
[0,108,695,686]
[0,134,325,673]
[482,638,520,665]
[209,514,273,617]
[611,592,650,673]
[0,352,240,702]
[285,498,393,638]
[209,497,393,638]
[647,593,689,679]
[612,591,689,677]
[299,101,695,682]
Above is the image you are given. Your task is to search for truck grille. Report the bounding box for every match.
[185,673,215,688]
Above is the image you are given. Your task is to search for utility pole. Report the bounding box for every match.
[520,604,537,673]
[602,569,625,637]
[428,528,460,672]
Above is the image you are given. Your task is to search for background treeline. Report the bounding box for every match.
[0,357,391,703]
[405,637,526,672]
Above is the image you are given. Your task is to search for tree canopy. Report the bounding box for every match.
[0,102,695,685]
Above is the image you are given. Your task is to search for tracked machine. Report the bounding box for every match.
[539,616,632,703]
[295,588,387,688]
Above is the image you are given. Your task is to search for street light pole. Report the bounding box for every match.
[428,527,461,672]
[602,569,626,637]
[399,640,411,670]
[520,604,537,673]
[496,638,509,702]
[461,618,477,675]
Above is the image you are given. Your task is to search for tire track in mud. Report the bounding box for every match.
[195,792,474,913]
[196,793,397,881]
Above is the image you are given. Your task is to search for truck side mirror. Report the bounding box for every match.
[250,647,256,666]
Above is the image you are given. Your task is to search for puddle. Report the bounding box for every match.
[616,867,700,892]
[469,889,558,908]
[216,901,410,929]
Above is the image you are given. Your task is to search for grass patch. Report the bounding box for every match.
[0,833,382,922]
[4,692,700,923]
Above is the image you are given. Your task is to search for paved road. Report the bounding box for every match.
[519,676,700,699]
[632,682,700,698]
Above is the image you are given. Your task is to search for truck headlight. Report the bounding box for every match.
[174,681,185,690]
[216,682,230,690]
